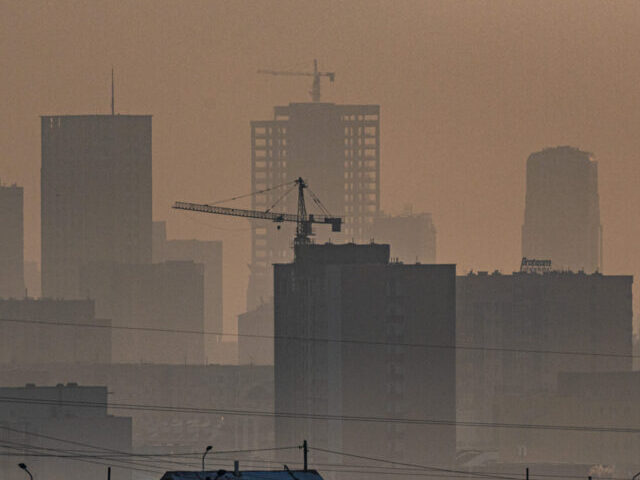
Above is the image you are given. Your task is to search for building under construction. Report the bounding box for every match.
[248,102,380,308]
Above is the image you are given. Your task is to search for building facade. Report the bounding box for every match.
[249,103,380,309]
[522,146,602,273]
[41,115,152,299]
[0,181,24,299]
[456,271,633,450]
[497,371,640,469]
[274,243,456,466]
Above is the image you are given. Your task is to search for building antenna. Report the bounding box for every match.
[111,67,115,115]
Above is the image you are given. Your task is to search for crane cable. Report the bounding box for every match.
[209,180,297,206]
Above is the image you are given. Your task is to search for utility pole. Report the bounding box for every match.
[302,440,308,472]
[108,466,111,480]
[526,468,529,480]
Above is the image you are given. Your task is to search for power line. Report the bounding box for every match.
[0,437,164,475]
[0,436,630,480]
[0,317,634,361]
[0,396,639,435]
[311,446,520,480]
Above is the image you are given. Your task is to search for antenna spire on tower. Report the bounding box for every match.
[111,67,115,115]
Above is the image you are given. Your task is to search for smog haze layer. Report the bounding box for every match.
[2,0,639,331]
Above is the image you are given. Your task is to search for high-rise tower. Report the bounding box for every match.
[248,102,380,309]
[0,180,24,298]
[522,146,602,273]
[41,115,152,298]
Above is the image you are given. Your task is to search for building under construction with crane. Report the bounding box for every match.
[248,60,380,309]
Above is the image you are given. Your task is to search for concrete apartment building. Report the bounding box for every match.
[0,383,131,480]
[274,243,456,466]
[0,298,111,366]
[41,115,152,299]
[0,181,24,299]
[248,103,380,310]
[456,270,633,451]
[522,146,602,273]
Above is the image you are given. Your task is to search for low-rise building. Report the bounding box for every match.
[0,383,131,480]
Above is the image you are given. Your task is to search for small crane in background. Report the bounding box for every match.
[258,59,335,103]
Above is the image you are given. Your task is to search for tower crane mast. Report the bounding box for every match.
[173,177,341,246]
[258,59,335,102]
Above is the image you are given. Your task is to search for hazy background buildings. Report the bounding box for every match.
[5,1,640,333]
[1,1,640,479]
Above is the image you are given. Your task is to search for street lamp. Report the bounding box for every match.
[18,463,33,480]
[202,445,213,472]
[632,472,640,480]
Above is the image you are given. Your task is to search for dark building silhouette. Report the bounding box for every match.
[248,103,380,309]
[0,180,24,299]
[0,383,131,480]
[79,261,204,364]
[153,221,223,363]
[495,371,640,468]
[274,243,456,466]
[41,115,152,299]
[371,210,436,263]
[0,298,111,366]
[522,146,602,272]
[237,301,273,365]
[161,468,323,480]
[456,270,632,451]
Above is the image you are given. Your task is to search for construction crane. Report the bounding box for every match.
[173,177,342,246]
[257,59,335,103]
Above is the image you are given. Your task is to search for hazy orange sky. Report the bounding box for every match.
[2,0,640,332]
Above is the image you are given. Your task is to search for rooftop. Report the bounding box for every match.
[161,470,323,480]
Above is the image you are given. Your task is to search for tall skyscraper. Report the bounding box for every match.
[248,103,380,309]
[522,146,602,273]
[0,180,24,298]
[41,115,152,298]
[274,243,456,466]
